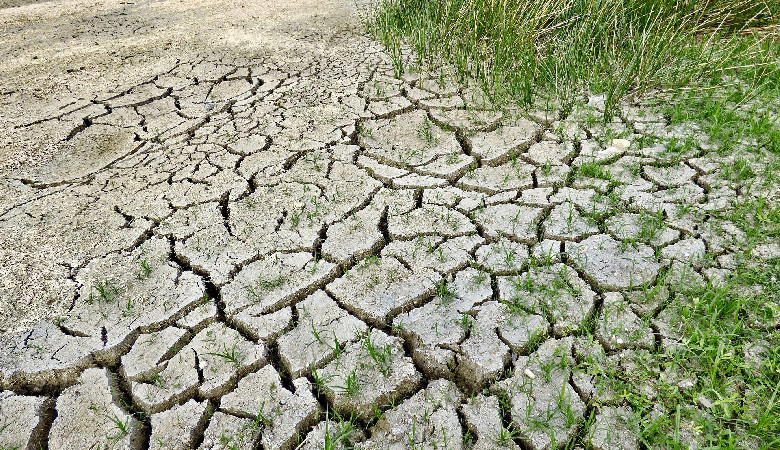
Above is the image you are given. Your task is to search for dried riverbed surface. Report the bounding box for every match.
[1,0,779,449]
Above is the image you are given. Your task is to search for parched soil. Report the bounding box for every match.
[1,0,777,449]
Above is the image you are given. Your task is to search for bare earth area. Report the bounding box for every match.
[1,0,778,449]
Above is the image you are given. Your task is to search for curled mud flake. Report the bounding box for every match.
[525,141,576,167]
[457,301,514,388]
[0,321,101,393]
[595,292,655,351]
[231,305,292,343]
[458,162,535,194]
[358,110,462,169]
[383,234,485,275]
[587,406,641,450]
[605,212,680,250]
[542,201,600,242]
[68,237,207,362]
[394,267,492,377]
[220,366,319,450]
[187,323,267,398]
[321,206,384,264]
[467,120,542,166]
[461,394,521,450]
[497,263,593,338]
[659,238,707,269]
[131,323,265,413]
[368,96,413,118]
[643,163,697,188]
[120,327,190,381]
[430,108,503,133]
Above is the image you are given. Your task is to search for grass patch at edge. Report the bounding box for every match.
[366,0,780,113]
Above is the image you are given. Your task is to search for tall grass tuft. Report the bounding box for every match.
[367,0,780,111]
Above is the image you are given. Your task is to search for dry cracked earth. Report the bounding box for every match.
[1,0,779,449]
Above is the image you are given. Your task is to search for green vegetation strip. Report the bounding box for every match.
[368,1,780,447]
[367,0,780,112]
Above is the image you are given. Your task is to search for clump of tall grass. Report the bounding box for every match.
[367,0,780,111]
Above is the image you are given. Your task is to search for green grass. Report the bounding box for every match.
[136,258,152,280]
[337,368,361,396]
[205,343,245,367]
[571,203,780,448]
[365,3,780,448]
[363,335,394,376]
[434,278,457,305]
[662,83,780,156]
[252,403,274,429]
[577,160,612,181]
[104,412,130,442]
[367,0,780,112]
[87,279,121,304]
[635,259,780,447]
[322,410,360,449]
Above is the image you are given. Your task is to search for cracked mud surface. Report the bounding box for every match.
[1,1,778,449]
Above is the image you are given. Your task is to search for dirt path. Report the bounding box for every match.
[1,1,775,449]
